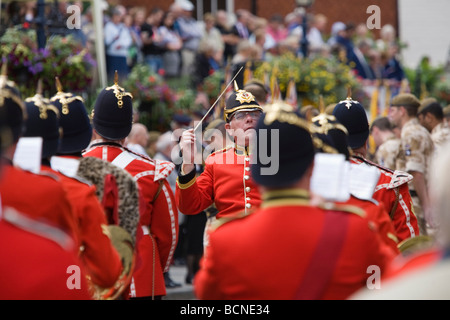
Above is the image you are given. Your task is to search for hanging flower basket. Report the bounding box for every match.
[0,26,96,98]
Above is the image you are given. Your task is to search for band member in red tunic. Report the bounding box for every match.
[310,111,399,254]
[0,71,78,244]
[83,73,178,300]
[22,86,124,293]
[176,85,264,221]
[194,102,395,300]
[332,94,420,242]
[0,69,90,299]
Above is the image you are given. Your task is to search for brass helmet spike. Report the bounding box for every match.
[36,79,43,96]
[0,62,7,89]
[26,78,60,120]
[319,95,325,114]
[50,76,84,115]
[346,86,352,99]
[1,63,6,77]
[55,76,63,93]
[114,70,119,85]
[234,80,239,92]
[104,70,133,108]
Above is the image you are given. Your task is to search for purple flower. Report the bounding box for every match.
[83,52,97,68]
[41,48,50,58]
[29,62,43,75]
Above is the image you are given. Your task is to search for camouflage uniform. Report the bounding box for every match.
[430,122,450,156]
[396,118,434,234]
[375,136,401,171]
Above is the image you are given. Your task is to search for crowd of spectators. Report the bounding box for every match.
[3,0,450,295]
[102,1,406,89]
[2,0,408,90]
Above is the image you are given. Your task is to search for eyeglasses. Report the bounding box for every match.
[232,110,262,121]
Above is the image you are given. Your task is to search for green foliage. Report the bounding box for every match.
[124,64,199,131]
[254,52,361,107]
[0,26,96,98]
[201,70,225,103]
[404,57,446,101]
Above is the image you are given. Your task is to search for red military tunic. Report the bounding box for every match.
[194,189,395,300]
[176,145,262,218]
[41,163,123,289]
[0,163,79,244]
[336,196,400,255]
[384,247,443,280]
[350,247,445,299]
[350,156,419,242]
[0,206,92,300]
[83,142,178,298]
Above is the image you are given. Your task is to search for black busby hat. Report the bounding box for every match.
[224,81,263,122]
[0,63,26,146]
[92,71,133,140]
[50,77,92,153]
[23,81,61,159]
[332,90,369,149]
[251,101,315,188]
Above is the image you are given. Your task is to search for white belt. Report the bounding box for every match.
[142,225,150,235]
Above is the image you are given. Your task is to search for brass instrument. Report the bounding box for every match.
[88,225,136,300]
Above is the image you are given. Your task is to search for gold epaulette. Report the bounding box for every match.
[208,210,253,232]
[318,201,366,218]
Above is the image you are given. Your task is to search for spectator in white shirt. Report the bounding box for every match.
[104,5,133,81]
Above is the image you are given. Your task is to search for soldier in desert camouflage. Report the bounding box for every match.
[417,99,450,156]
[370,116,401,170]
[388,93,435,236]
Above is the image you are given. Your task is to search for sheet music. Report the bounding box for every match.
[349,163,380,201]
[13,137,43,174]
[310,153,350,202]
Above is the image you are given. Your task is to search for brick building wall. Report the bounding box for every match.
[119,0,398,39]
